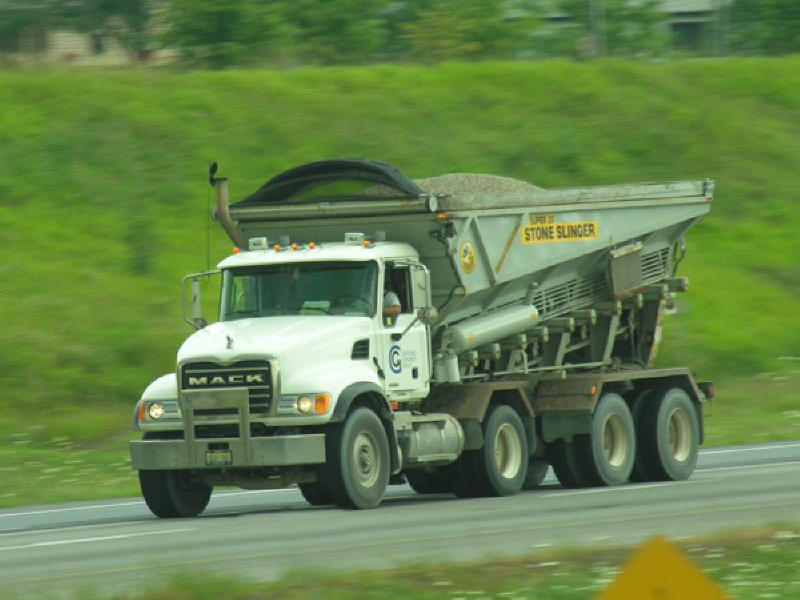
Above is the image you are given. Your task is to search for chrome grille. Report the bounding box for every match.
[180,361,272,415]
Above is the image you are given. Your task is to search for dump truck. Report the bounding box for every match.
[129,158,714,517]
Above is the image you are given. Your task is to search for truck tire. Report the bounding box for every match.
[441,456,479,498]
[573,392,635,486]
[138,469,212,518]
[522,458,549,490]
[406,469,451,494]
[547,439,588,488]
[465,404,529,497]
[637,388,699,481]
[298,482,333,506]
[320,407,390,509]
[629,389,656,482]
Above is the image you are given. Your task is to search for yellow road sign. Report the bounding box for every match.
[598,536,728,600]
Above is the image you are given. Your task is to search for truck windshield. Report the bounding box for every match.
[220,261,378,320]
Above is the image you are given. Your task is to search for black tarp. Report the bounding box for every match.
[233,158,423,206]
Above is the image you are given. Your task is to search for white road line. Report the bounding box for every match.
[0,520,140,538]
[701,442,800,455]
[211,488,296,498]
[697,460,800,473]
[0,488,292,519]
[0,528,195,552]
[542,481,692,497]
[0,500,145,518]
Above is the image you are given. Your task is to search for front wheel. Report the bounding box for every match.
[138,469,212,518]
[320,407,390,509]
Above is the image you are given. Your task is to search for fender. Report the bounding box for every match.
[330,382,401,473]
[330,382,388,422]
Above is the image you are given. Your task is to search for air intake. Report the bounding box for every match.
[351,339,370,360]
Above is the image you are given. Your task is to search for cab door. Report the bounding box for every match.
[378,262,431,401]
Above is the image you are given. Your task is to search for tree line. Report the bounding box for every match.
[1,0,798,68]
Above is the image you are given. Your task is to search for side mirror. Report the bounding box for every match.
[190,279,205,329]
[417,306,438,326]
[411,263,433,308]
[182,271,219,330]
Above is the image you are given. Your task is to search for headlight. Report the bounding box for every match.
[148,402,165,420]
[296,396,313,414]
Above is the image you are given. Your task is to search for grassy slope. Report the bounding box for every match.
[0,59,799,505]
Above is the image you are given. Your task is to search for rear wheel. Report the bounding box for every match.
[139,469,212,518]
[319,407,390,509]
[467,405,529,497]
[637,388,699,481]
[573,392,635,486]
[629,389,657,482]
[522,458,549,490]
[547,439,588,488]
[406,469,450,494]
[442,456,478,498]
[298,482,333,506]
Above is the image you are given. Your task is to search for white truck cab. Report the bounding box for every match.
[187,237,432,414]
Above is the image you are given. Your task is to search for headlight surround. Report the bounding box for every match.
[281,393,332,416]
[136,400,180,427]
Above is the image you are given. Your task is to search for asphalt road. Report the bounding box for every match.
[1,442,799,598]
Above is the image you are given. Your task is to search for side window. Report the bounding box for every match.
[387,267,412,313]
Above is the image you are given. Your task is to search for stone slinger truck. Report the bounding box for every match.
[130,159,713,517]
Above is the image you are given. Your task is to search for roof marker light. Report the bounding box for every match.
[273,244,281,252]
[291,242,298,251]
[233,247,240,254]
[308,241,315,249]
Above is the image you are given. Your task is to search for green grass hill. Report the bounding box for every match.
[1,58,799,452]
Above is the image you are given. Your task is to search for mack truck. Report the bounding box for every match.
[129,158,714,518]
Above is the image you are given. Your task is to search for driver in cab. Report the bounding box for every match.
[383,289,401,326]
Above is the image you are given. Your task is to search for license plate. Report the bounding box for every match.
[205,449,232,466]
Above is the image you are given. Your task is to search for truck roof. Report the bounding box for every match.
[218,240,419,269]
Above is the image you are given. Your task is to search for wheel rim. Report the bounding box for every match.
[352,431,379,488]
[494,423,522,479]
[602,413,629,468]
[667,407,692,462]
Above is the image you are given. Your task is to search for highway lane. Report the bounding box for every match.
[1,442,799,598]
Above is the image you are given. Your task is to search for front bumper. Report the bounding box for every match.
[131,387,326,470]
[129,433,326,470]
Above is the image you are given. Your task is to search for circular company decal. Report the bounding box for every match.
[460,241,476,274]
[389,345,402,374]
